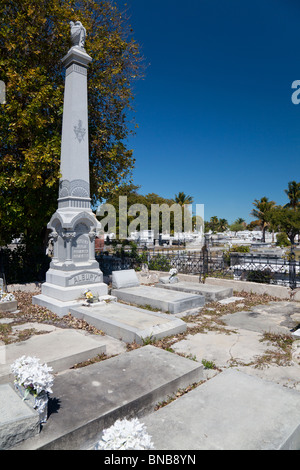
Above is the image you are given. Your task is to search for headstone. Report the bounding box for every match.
[111,269,140,289]
[33,22,108,316]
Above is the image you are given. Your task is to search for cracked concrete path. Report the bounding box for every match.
[172,301,300,390]
[172,329,277,369]
[221,301,300,335]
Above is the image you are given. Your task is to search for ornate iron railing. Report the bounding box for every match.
[97,247,300,289]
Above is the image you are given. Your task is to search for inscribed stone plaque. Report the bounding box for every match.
[72,233,90,262]
[68,271,101,286]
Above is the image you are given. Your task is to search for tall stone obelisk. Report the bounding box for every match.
[33,21,108,316]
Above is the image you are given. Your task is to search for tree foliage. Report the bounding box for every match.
[99,183,178,237]
[251,182,300,245]
[270,206,300,245]
[250,197,276,242]
[284,180,300,210]
[174,191,193,206]
[0,0,142,246]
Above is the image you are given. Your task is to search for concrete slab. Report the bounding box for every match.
[172,329,276,369]
[159,276,179,284]
[111,285,205,314]
[0,329,106,384]
[220,301,300,337]
[32,293,84,317]
[218,296,245,305]
[12,345,204,450]
[221,308,292,335]
[0,383,40,450]
[70,302,187,344]
[143,369,300,450]
[0,300,18,313]
[156,281,233,302]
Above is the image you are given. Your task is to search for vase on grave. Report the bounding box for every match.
[14,383,49,424]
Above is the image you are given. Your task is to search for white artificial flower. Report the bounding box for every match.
[11,356,54,396]
[0,291,15,303]
[169,268,178,277]
[95,418,154,450]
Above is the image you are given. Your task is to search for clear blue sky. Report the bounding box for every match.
[114,0,300,224]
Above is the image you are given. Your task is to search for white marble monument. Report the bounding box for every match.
[33,22,108,316]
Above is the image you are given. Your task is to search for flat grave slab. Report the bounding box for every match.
[156,281,233,302]
[143,369,300,450]
[111,285,205,314]
[11,345,204,450]
[0,383,40,450]
[69,302,187,344]
[0,329,106,384]
[221,309,291,335]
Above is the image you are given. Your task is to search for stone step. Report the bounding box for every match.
[11,345,204,450]
[143,369,300,450]
[0,329,107,384]
[69,302,187,344]
[156,281,233,302]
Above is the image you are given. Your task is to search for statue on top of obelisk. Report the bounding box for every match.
[70,21,86,49]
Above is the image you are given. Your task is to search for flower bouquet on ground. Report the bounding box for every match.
[11,356,54,423]
[83,290,99,305]
[94,418,154,450]
[169,268,178,283]
[0,290,15,303]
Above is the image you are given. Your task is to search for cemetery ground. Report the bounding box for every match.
[2,280,300,450]
[2,287,300,389]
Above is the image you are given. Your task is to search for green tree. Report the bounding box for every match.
[218,218,229,232]
[250,197,276,242]
[229,221,245,233]
[235,217,246,227]
[99,184,178,238]
[0,0,142,249]
[174,192,194,206]
[284,181,300,210]
[270,206,300,245]
[208,216,220,233]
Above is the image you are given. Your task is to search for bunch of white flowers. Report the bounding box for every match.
[11,356,54,397]
[169,268,178,278]
[95,418,154,450]
[0,290,15,303]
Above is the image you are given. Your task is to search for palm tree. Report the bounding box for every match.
[251,197,276,242]
[209,216,219,233]
[218,218,229,232]
[284,181,300,210]
[174,192,194,206]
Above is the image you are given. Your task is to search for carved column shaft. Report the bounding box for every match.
[58,47,92,209]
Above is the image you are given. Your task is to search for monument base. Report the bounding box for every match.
[33,294,85,317]
[33,267,108,317]
[33,280,108,318]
